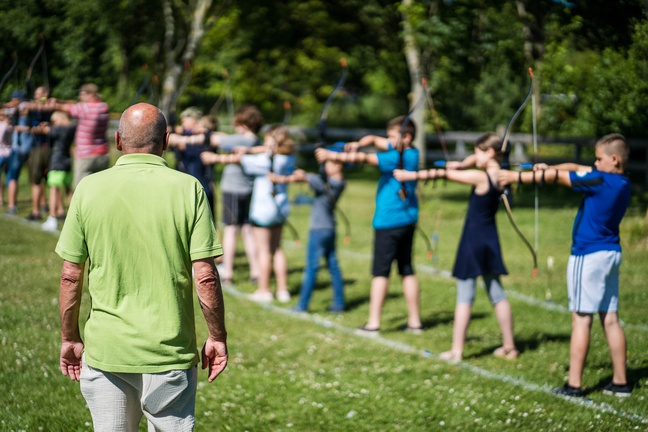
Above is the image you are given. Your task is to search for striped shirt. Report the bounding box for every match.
[68,101,109,158]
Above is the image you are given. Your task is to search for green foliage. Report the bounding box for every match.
[539,19,648,137]
[0,1,647,136]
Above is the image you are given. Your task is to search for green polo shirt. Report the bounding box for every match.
[56,153,223,373]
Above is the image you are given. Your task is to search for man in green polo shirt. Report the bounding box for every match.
[56,103,227,431]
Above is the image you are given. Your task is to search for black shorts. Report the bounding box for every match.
[28,144,50,184]
[372,224,416,277]
[222,192,251,225]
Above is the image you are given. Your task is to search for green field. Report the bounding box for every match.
[1,169,647,431]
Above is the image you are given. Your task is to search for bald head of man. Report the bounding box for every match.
[116,103,168,156]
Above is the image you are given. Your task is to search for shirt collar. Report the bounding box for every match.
[115,153,169,167]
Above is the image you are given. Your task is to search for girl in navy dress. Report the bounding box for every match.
[393,132,517,362]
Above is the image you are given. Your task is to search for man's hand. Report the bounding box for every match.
[533,163,549,171]
[60,341,84,381]
[201,339,228,383]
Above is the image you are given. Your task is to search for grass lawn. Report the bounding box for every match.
[1,166,647,431]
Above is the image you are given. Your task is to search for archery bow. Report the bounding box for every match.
[422,78,450,163]
[26,36,47,92]
[131,64,151,106]
[499,68,537,278]
[316,58,351,243]
[0,52,18,95]
[395,78,434,258]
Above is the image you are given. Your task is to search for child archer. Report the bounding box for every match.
[269,144,347,313]
[315,115,422,335]
[394,132,517,362]
[500,133,632,398]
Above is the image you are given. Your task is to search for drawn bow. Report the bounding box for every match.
[395,78,434,259]
[499,68,538,278]
[0,52,18,95]
[316,58,351,243]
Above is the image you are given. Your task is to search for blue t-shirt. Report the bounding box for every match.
[373,146,419,229]
[569,170,631,255]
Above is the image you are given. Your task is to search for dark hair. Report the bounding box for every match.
[233,105,264,134]
[387,115,416,140]
[475,132,501,152]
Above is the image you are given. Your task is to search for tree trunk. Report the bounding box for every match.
[401,0,426,168]
[159,0,214,121]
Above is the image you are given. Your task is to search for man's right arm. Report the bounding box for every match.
[192,258,228,383]
[59,260,85,381]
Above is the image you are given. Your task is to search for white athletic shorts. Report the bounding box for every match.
[80,356,197,432]
[567,250,621,313]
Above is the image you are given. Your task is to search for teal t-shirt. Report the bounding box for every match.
[56,153,223,373]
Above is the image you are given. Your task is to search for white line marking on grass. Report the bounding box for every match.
[224,283,648,425]
[340,250,648,332]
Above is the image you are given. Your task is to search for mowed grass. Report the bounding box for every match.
[1,167,648,431]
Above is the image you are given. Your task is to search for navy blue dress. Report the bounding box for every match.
[452,173,508,279]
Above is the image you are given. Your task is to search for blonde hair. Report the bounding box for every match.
[596,133,628,172]
[199,115,218,131]
[51,111,71,126]
[266,124,293,155]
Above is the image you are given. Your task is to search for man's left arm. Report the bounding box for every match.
[59,260,85,381]
[193,258,228,383]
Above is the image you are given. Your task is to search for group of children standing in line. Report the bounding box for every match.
[171,106,633,398]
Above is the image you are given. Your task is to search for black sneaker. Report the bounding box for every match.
[602,382,632,398]
[551,383,585,398]
[26,213,42,221]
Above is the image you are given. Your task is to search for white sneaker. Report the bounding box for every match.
[248,291,273,303]
[276,290,291,303]
[41,216,58,232]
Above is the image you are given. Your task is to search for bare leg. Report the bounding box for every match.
[440,303,471,361]
[568,312,593,388]
[271,226,288,293]
[402,275,421,328]
[7,179,17,210]
[600,311,627,385]
[241,223,259,280]
[221,225,239,281]
[49,186,60,218]
[253,226,272,295]
[494,300,517,352]
[366,276,388,329]
[55,186,66,217]
[30,183,43,216]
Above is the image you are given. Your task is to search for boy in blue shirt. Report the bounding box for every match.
[500,133,632,397]
[315,116,422,335]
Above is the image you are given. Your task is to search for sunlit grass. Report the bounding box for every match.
[1,170,647,431]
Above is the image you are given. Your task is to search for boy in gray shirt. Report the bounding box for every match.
[269,149,346,312]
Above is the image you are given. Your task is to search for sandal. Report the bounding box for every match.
[354,324,380,337]
[493,346,519,360]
